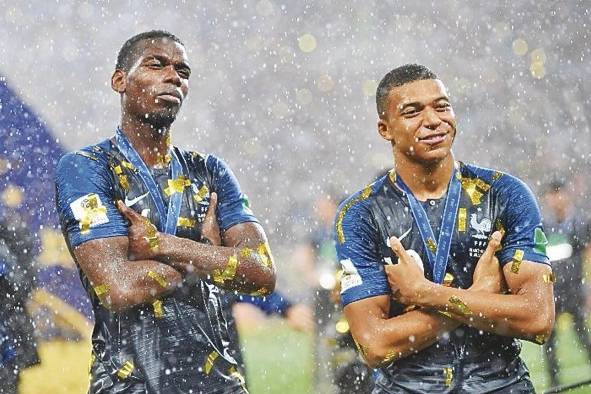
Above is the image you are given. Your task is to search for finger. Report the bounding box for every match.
[481,231,503,261]
[116,200,143,225]
[388,236,412,264]
[204,192,218,223]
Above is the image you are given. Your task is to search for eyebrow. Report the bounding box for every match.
[398,95,450,112]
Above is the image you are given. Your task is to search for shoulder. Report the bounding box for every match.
[336,178,385,244]
[460,162,531,197]
[56,140,112,176]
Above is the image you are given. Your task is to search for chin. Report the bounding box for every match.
[145,110,178,129]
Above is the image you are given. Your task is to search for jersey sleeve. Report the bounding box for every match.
[237,290,293,316]
[206,155,258,232]
[495,175,549,266]
[55,152,128,248]
[335,198,390,306]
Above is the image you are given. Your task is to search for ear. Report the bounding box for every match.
[378,118,395,142]
[111,70,126,93]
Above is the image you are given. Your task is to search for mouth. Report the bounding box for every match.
[156,91,183,105]
[418,132,447,146]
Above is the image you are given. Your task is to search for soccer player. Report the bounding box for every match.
[55,31,275,393]
[541,179,591,387]
[335,64,555,393]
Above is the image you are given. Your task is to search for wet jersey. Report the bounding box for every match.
[55,137,257,394]
[335,162,549,393]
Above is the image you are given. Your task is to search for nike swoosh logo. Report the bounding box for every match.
[399,227,412,242]
[125,192,149,207]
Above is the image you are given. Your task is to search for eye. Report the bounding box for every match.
[402,109,419,117]
[177,68,191,79]
[436,103,451,111]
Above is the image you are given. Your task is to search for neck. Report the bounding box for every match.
[394,152,455,201]
[120,115,171,167]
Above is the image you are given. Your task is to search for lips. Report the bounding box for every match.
[156,91,183,104]
[418,133,447,145]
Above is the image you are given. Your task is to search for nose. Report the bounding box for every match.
[164,65,182,87]
[423,107,442,130]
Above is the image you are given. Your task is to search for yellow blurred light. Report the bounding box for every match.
[512,38,528,56]
[530,61,546,79]
[1,184,24,207]
[298,33,317,53]
[295,88,313,105]
[530,48,547,64]
[361,79,378,97]
[335,319,350,334]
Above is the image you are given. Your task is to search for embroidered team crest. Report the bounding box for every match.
[469,214,492,239]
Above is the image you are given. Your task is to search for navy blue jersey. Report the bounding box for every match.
[55,137,256,393]
[335,162,548,393]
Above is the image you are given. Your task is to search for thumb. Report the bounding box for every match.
[389,236,412,264]
[116,200,142,225]
[204,192,218,222]
[481,231,503,262]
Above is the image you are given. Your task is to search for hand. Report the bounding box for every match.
[201,192,221,246]
[385,236,431,305]
[117,200,160,260]
[285,304,315,333]
[471,231,505,293]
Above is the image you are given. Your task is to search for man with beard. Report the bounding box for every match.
[335,64,555,393]
[55,31,275,393]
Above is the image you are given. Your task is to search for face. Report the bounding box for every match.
[378,79,456,165]
[112,38,191,128]
[544,190,570,214]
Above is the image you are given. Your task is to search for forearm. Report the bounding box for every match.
[94,259,182,312]
[157,233,275,294]
[417,284,551,341]
[352,308,460,367]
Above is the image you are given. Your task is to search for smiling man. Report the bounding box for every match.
[55,31,275,393]
[335,64,554,393]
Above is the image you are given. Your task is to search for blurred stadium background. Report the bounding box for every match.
[1,1,590,393]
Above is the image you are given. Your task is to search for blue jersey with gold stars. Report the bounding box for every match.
[335,162,548,393]
[55,137,255,394]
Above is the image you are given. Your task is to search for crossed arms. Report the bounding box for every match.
[344,232,555,368]
[73,193,276,312]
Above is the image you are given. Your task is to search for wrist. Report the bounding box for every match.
[155,232,172,259]
[415,280,437,307]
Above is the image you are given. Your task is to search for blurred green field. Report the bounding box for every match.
[243,314,591,394]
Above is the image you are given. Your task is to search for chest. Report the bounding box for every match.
[372,191,500,288]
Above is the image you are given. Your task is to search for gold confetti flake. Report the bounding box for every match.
[250,287,270,296]
[117,360,134,380]
[147,271,168,288]
[93,284,109,297]
[383,349,399,364]
[443,273,454,287]
[75,151,97,161]
[256,243,272,268]
[458,208,467,232]
[543,272,556,284]
[155,153,171,167]
[388,169,396,183]
[212,255,239,285]
[142,217,159,249]
[228,366,246,384]
[336,185,372,244]
[510,249,524,274]
[438,310,452,318]
[460,178,484,205]
[152,299,163,318]
[426,238,437,253]
[164,176,191,196]
[204,351,219,375]
[193,184,209,202]
[444,367,453,386]
[534,334,547,344]
[449,295,472,316]
[120,161,136,171]
[492,171,503,181]
[177,217,196,228]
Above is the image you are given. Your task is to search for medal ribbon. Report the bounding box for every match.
[115,127,182,235]
[394,168,462,284]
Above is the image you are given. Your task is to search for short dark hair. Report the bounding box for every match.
[116,30,184,71]
[376,64,438,118]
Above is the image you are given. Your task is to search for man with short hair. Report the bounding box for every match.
[541,179,591,387]
[55,30,275,393]
[336,64,555,392]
